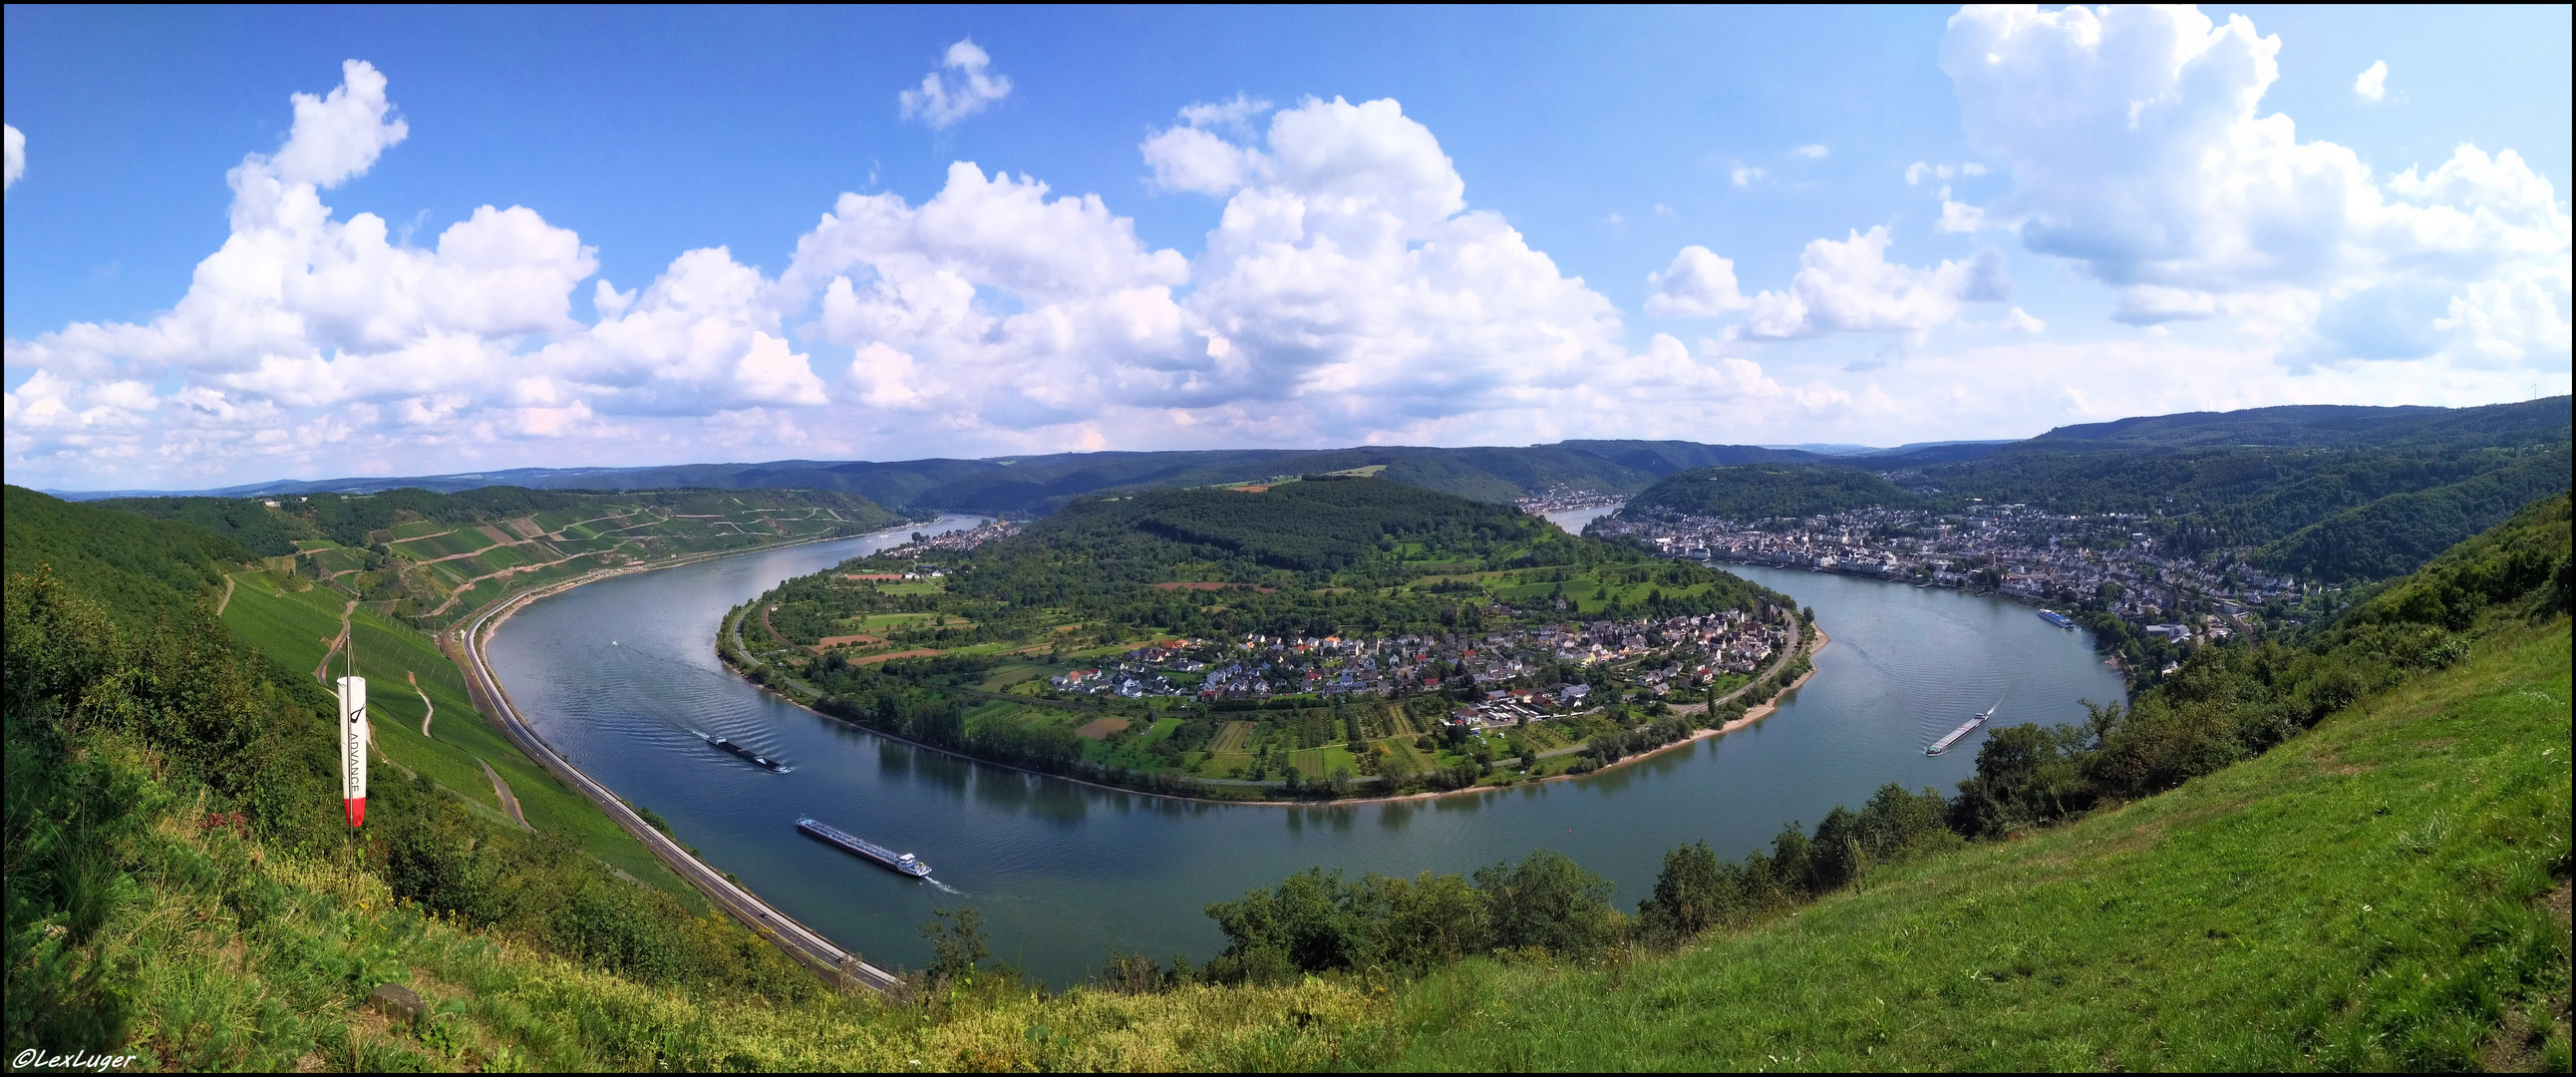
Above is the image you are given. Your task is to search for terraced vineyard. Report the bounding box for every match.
[106,487,916,631]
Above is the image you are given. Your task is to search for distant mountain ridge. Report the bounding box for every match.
[46,442,1833,515]
[2013,398,2570,452]
[43,398,2566,519]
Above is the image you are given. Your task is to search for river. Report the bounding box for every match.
[485,510,2124,985]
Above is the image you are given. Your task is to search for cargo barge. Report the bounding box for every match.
[706,734,784,771]
[797,818,932,878]
[1927,699,2003,756]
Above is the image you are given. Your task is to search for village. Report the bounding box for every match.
[1045,609,1788,730]
[1589,501,2324,648]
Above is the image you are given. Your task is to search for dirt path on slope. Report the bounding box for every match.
[312,599,360,686]
[479,758,531,830]
[215,574,237,616]
[409,670,434,738]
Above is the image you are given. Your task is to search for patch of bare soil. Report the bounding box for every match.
[1076,717,1133,740]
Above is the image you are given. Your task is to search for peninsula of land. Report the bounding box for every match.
[722,476,1818,802]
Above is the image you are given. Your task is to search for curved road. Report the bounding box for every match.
[455,570,900,993]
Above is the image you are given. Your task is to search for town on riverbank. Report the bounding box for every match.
[1588,500,2360,684]
[724,477,1821,801]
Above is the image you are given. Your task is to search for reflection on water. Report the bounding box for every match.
[487,522,2124,986]
[1542,505,1621,535]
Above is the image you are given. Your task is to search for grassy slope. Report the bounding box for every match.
[218,570,706,906]
[1376,619,2572,1071]
[109,808,1384,1071]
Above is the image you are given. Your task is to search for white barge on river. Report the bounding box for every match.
[1927,699,2004,756]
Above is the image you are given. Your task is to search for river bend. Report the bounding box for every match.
[484,511,2124,984]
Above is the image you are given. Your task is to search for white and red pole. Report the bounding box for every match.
[337,674,368,827]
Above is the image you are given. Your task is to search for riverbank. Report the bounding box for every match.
[448,523,939,991]
[1636,623,1827,759]
[727,606,1828,809]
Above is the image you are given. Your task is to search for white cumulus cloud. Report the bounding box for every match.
[1644,245,1749,317]
[4,124,23,190]
[2354,60,2389,103]
[4,61,843,484]
[1940,6,2569,369]
[1737,226,2011,340]
[781,160,1192,428]
[899,39,1013,129]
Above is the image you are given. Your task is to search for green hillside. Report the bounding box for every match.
[1622,464,1921,522]
[1017,477,1554,572]
[215,568,699,895]
[2,485,254,627]
[89,486,912,632]
[2012,396,2570,453]
[8,479,2566,1070]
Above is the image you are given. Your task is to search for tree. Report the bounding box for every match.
[919,906,991,985]
[1475,850,1620,957]
[1637,841,1730,948]
[1807,806,1865,892]
[1768,822,1813,898]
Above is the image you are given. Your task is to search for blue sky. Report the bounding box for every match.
[5,5,2569,490]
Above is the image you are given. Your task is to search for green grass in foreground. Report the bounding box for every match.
[1372,618,2573,1071]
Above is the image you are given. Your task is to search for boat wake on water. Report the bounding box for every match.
[613,641,794,771]
[692,728,789,772]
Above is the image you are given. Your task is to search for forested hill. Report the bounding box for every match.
[3,486,252,627]
[1613,465,1919,522]
[775,475,1787,664]
[1006,477,1554,575]
[2007,395,2570,454]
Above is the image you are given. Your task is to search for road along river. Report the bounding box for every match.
[484,512,2124,985]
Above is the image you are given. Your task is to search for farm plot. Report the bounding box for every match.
[392,528,499,559]
[1208,720,1255,753]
